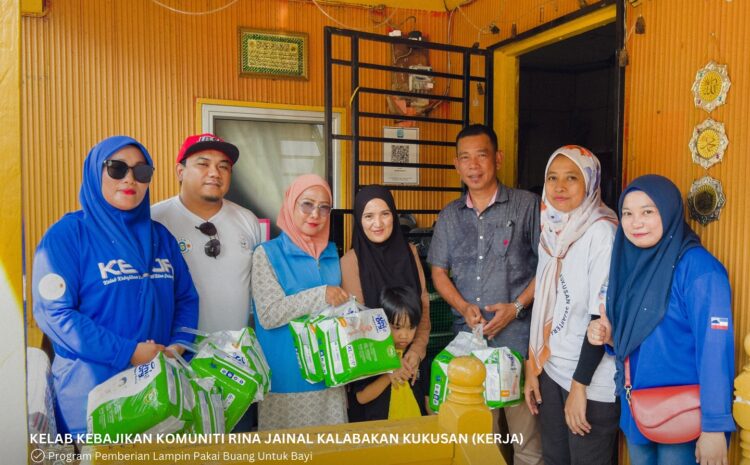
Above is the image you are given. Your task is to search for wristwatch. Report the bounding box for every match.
[513,299,528,320]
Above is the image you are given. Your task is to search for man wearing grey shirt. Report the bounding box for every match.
[428,124,542,465]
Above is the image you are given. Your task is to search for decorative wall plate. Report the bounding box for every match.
[687,176,726,225]
[689,118,728,169]
[692,61,730,113]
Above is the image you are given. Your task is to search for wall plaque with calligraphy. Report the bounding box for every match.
[239,29,308,80]
[691,61,730,113]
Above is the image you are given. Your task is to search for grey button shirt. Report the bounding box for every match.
[428,183,540,356]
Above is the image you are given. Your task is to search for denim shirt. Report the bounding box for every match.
[428,183,540,355]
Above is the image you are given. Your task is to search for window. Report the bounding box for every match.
[200,102,343,237]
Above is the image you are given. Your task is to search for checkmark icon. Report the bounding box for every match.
[30,448,45,463]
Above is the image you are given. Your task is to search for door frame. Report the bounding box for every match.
[488,3,618,189]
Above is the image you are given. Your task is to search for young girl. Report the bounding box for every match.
[588,175,734,465]
[347,286,431,422]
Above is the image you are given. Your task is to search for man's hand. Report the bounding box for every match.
[462,302,486,329]
[482,302,516,339]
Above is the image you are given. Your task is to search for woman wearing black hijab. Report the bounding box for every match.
[340,185,431,383]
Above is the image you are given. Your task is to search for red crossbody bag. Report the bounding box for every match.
[625,357,702,444]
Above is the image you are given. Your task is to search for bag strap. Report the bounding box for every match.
[624,356,632,403]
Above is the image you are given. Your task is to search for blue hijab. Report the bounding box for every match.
[79,135,159,340]
[606,175,700,387]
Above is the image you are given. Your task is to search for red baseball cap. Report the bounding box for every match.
[177,133,239,165]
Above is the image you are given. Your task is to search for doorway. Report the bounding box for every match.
[516,22,618,208]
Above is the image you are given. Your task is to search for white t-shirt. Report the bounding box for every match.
[536,220,617,402]
[152,197,262,333]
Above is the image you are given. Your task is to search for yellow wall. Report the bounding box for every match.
[1,0,30,461]
[623,2,745,459]
[21,1,589,345]
[21,0,467,342]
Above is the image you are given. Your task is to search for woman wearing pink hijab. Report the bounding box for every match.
[251,174,350,430]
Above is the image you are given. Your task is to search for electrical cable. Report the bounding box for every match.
[312,0,397,31]
[150,0,239,16]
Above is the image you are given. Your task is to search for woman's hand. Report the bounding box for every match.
[130,341,165,365]
[392,351,420,385]
[587,317,612,346]
[524,363,542,415]
[564,380,591,435]
[695,432,728,465]
[325,286,350,307]
[164,344,185,358]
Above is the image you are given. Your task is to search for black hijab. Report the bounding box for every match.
[352,186,421,308]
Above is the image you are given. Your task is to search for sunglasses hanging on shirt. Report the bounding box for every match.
[195,221,221,258]
[103,159,155,183]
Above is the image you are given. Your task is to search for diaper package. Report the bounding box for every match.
[289,300,359,384]
[189,343,262,432]
[179,376,225,435]
[317,307,401,387]
[429,330,487,412]
[289,314,326,384]
[87,353,185,435]
[472,347,524,408]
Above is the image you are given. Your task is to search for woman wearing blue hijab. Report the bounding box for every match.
[32,136,199,435]
[588,175,734,465]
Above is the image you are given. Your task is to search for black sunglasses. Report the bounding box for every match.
[103,159,155,183]
[195,222,221,258]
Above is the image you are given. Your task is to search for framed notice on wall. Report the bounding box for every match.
[239,28,308,80]
[383,126,419,185]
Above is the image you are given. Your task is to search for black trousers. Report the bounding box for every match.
[538,370,620,465]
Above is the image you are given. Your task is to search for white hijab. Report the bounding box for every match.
[528,145,618,375]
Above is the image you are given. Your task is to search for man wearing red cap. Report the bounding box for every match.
[152,133,262,335]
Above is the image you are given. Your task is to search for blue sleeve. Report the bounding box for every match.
[165,233,199,346]
[683,255,735,433]
[32,224,137,370]
[427,208,451,269]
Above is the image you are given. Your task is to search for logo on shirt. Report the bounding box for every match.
[38,273,66,301]
[710,317,729,330]
[98,258,174,285]
[177,238,192,254]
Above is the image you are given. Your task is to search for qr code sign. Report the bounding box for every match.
[390,145,410,163]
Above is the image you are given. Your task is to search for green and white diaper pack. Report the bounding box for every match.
[472,347,524,408]
[317,307,401,387]
[429,329,524,412]
[289,300,401,387]
[188,327,270,431]
[87,326,270,435]
[87,353,188,435]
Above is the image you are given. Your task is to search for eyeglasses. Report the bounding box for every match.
[103,159,155,183]
[195,222,221,258]
[297,200,332,218]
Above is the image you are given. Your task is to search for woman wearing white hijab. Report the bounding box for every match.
[525,146,619,465]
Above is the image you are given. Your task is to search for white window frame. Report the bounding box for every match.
[200,103,344,208]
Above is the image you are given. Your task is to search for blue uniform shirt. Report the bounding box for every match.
[620,247,735,444]
[32,213,199,434]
